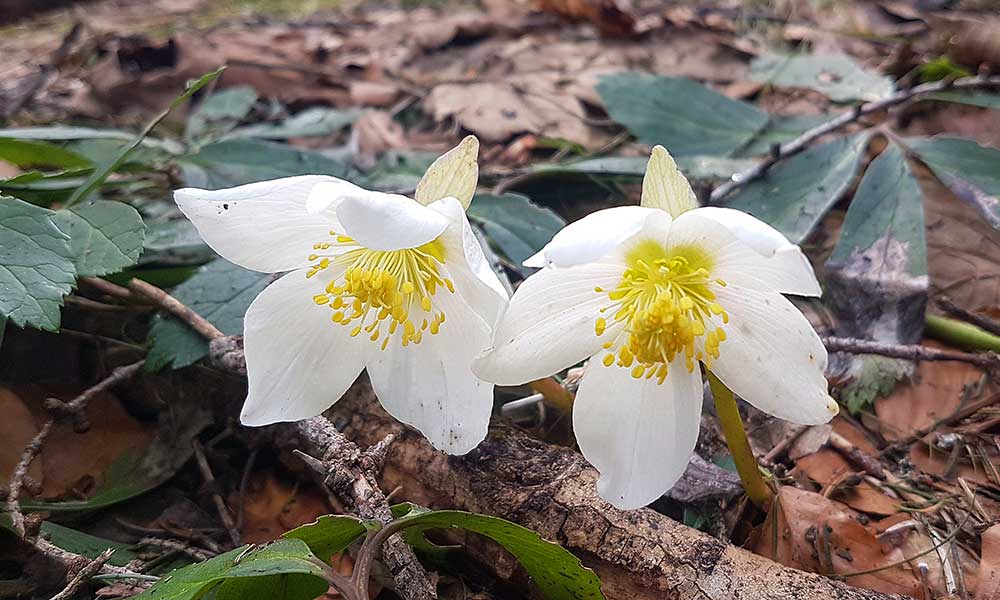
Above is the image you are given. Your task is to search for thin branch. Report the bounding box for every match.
[50,548,115,600]
[937,297,1000,337]
[128,278,224,340]
[821,336,1000,369]
[709,74,1000,203]
[44,360,145,432]
[191,439,241,548]
[6,421,52,537]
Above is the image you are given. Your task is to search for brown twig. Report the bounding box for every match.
[709,74,1000,203]
[50,548,115,600]
[882,393,1000,454]
[828,431,885,478]
[191,439,241,548]
[128,278,224,340]
[139,538,215,562]
[937,297,1000,337]
[44,360,145,432]
[821,336,1000,369]
[80,276,139,303]
[762,424,809,465]
[6,421,53,537]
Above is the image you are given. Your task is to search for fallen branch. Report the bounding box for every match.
[50,549,116,600]
[821,336,1000,369]
[709,74,1000,203]
[937,297,1000,337]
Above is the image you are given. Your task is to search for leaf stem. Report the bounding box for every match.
[708,371,771,508]
[925,314,1000,353]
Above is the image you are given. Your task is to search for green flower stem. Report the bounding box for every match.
[925,314,1000,353]
[707,371,771,508]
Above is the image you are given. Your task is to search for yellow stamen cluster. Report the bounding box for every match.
[596,240,728,384]
[307,231,453,350]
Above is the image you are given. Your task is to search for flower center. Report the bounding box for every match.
[306,231,453,351]
[595,240,728,383]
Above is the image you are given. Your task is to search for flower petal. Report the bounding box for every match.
[686,207,820,296]
[336,192,448,251]
[240,268,368,426]
[305,179,376,216]
[574,360,703,510]
[522,206,666,269]
[415,135,479,209]
[175,175,347,273]
[640,145,698,217]
[472,260,623,386]
[708,284,838,425]
[367,288,493,454]
[667,209,821,297]
[428,197,508,327]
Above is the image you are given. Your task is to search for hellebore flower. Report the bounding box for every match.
[473,146,838,508]
[175,136,508,453]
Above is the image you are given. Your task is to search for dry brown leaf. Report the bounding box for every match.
[350,110,407,170]
[754,486,924,597]
[348,81,400,107]
[235,470,331,544]
[930,14,1000,72]
[0,387,44,488]
[977,524,1000,599]
[535,0,636,38]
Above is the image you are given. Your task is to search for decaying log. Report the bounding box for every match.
[309,380,903,600]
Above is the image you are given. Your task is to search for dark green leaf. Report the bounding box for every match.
[924,90,1000,109]
[140,218,215,266]
[178,139,357,189]
[0,196,76,330]
[750,53,894,102]
[52,201,146,277]
[227,107,361,140]
[65,67,225,206]
[724,133,870,243]
[597,73,769,156]
[533,155,757,181]
[132,539,328,600]
[146,259,271,370]
[468,194,566,273]
[283,515,372,561]
[0,138,92,169]
[0,169,94,206]
[907,135,1000,229]
[186,86,259,142]
[40,522,137,566]
[393,504,605,600]
[737,114,828,157]
[0,126,185,153]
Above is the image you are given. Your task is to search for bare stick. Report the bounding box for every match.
[50,548,115,600]
[6,421,52,536]
[191,439,241,548]
[762,424,809,465]
[80,276,139,303]
[45,360,145,432]
[709,74,1000,203]
[128,278,224,340]
[937,297,1000,337]
[822,336,1000,369]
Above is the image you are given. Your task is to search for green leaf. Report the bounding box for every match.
[924,90,1000,109]
[840,355,908,414]
[0,138,92,169]
[737,114,828,157]
[65,67,225,207]
[178,139,357,189]
[0,126,184,154]
[283,515,372,561]
[140,218,214,266]
[40,522,137,566]
[724,133,870,243]
[226,107,361,140]
[52,201,146,277]
[393,504,605,600]
[186,86,259,143]
[467,193,566,272]
[907,135,1000,229]
[750,53,894,102]
[146,259,271,370]
[0,196,76,330]
[597,73,769,156]
[0,169,94,206]
[533,155,757,181]
[133,539,328,600]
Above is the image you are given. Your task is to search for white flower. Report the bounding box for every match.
[175,136,508,454]
[473,146,838,508]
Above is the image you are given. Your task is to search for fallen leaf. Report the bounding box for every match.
[0,387,44,488]
[350,110,408,170]
[977,524,1000,599]
[235,470,331,544]
[535,0,636,38]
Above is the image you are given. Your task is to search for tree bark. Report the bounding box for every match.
[316,380,903,600]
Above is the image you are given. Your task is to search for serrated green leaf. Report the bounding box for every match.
[750,53,894,102]
[467,193,566,273]
[65,67,225,207]
[146,259,271,370]
[52,201,145,277]
[840,355,909,414]
[0,196,76,330]
[724,133,870,243]
[0,138,92,169]
[132,539,327,600]
[226,107,361,140]
[186,86,258,143]
[178,139,357,189]
[907,135,1000,229]
[392,504,605,600]
[283,515,373,561]
[597,73,769,157]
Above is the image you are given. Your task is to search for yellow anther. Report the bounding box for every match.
[594,317,607,336]
[602,353,615,367]
[421,296,432,312]
[350,326,362,337]
[631,365,646,379]
[313,294,329,305]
